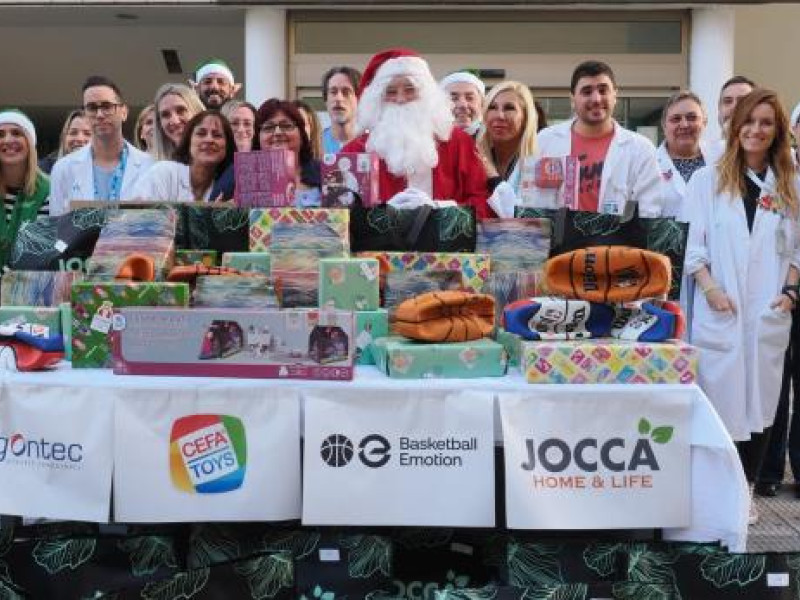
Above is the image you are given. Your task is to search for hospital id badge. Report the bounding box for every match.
[601,200,620,215]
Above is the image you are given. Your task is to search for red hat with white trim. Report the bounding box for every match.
[357,48,429,98]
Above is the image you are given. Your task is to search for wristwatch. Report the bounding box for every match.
[781,284,799,304]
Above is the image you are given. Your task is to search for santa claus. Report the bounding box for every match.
[342,48,491,219]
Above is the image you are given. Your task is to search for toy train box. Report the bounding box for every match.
[112,307,354,380]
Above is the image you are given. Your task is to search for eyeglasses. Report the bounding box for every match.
[260,121,297,134]
[84,102,122,116]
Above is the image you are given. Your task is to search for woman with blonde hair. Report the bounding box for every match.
[477,80,538,194]
[221,100,256,152]
[39,109,92,174]
[685,88,800,523]
[152,83,205,160]
[134,104,156,153]
[0,110,50,267]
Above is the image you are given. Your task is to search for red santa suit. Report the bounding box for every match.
[342,127,491,219]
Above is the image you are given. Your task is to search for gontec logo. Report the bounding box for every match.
[170,415,247,494]
[0,432,83,470]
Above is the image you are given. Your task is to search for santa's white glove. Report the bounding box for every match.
[487,181,520,218]
[386,187,435,210]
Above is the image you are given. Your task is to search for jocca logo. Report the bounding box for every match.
[170,415,247,494]
[320,433,391,468]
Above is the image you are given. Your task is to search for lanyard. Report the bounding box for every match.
[92,144,129,201]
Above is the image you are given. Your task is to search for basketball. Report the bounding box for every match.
[320,434,354,467]
[545,246,672,303]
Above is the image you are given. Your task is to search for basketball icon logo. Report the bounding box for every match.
[320,434,354,467]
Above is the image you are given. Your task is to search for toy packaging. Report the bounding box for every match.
[193,275,279,309]
[320,152,380,208]
[518,156,580,210]
[234,149,297,208]
[175,250,218,267]
[113,308,354,380]
[371,336,508,379]
[520,339,699,384]
[221,252,271,275]
[249,208,349,252]
[71,282,190,368]
[0,306,63,338]
[358,251,491,295]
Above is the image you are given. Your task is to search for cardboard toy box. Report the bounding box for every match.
[113,308,354,380]
[358,252,491,295]
[221,252,271,275]
[249,208,349,252]
[318,257,380,310]
[521,339,699,384]
[234,149,297,208]
[371,336,508,379]
[320,152,380,208]
[175,249,218,267]
[355,309,389,365]
[71,282,190,368]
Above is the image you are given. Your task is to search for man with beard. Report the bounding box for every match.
[705,75,756,164]
[321,66,361,154]
[342,48,490,218]
[191,59,242,109]
[439,71,485,138]
[537,60,662,217]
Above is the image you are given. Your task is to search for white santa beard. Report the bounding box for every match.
[366,101,440,180]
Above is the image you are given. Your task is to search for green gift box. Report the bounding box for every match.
[319,258,380,310]
[495,328,522,367]
[355,309,389,365]
[221,252,271,275]
[0,306,63,336]
[71,282,190,368]
[175,249,218,267]
[372,335,508,379]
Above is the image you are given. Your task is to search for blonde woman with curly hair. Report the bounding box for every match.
[685,88,800,522]
[152,84,204,160]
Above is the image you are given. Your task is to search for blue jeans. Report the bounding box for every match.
[758,308,800,485]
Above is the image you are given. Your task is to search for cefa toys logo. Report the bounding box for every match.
[170,415,247,494]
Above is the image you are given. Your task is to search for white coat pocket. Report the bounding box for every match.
[690,306,736,352]
[757,307,792,355]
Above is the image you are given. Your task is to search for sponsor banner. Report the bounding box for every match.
[302,388,495,527]
[0,382,113,522]
[500,387,691,529]
[114,386,301,522]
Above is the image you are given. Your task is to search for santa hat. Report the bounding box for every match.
[357,48,431,98]
[194,58,235,85]
[0,109,36,146]
[439,71,486,97]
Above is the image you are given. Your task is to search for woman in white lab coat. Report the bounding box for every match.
[656,91,712,219]
[684,89,800,511]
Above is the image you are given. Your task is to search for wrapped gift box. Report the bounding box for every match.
[234,149,297,208]
[372,336,507,379]
[114,308,353,380]
[71,282,190,368]
[1,270,83,307]
[0,306,63,338]
[221,252,271,275]
[521,339,698,384]
[175,250,218,267]
[194,275,278,309]
[355,309,389,365]
[319,258,380,310]
[495,328,522,367]
[358,252,490,294]
[272,248,344,309]
[249,208,349,252]
[384,270,463,308]
[321,152,380,208]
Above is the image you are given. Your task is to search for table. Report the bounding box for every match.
[0,366,749,551]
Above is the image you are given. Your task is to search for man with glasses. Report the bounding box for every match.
[50,76,154,215]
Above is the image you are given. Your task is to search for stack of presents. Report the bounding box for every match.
[0,151,696,386]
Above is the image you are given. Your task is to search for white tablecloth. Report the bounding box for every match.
[0,365,749,551]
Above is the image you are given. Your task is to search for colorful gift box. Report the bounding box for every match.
[321,152,380,208]
[1,271,83,307]
[518,156,580,209]
[384,270,463,308]
[114,308,354,380]
[371,335,507,379]
[60,302,73,361]
[194,275,278,309]
[249,208,349,252]
[354,309,389,365]
[0,306,63,338]
[520,339,699,384]
[220,252,271,275]
[358,252,490,295]
[71,282,190,368]
[318,258,380,310]
[175,250,218,267]
[234,149,297,208]
[271,248,343,309]
[494,328,522,367]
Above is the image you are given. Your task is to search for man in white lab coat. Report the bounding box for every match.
[537,60,662,217]
[705,75,756,166]
[49,76,154,216]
